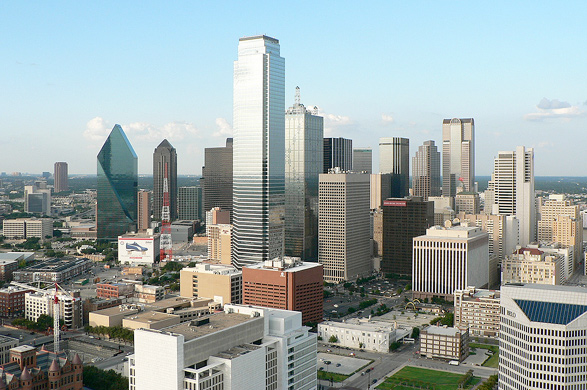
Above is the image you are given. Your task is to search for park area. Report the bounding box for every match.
[470,343,499,368]
[376,366,480,390]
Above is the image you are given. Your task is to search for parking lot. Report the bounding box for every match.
[317,352,371,375]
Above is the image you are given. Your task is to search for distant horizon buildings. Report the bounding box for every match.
[53,162,68,193]
[97,124,138,240]
[412,140,440,201]
[379,137,409,198]
[153,139,177,221]
[232,35,285,268]
[442,118,475,197]
[201,137,233,221]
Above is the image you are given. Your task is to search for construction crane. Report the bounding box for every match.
[11,281,74,353]
[160,161,173,262]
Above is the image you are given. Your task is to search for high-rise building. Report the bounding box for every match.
[412,140,440,201]
[97,125,138,240]
[24,182,51,215]
[153,139,177,221]
[370,173,392,210]
[319,172,371,283]
[499,284,587,390]
[323,137,352,173]
[130,304,317,390]
[488,146,535,246]
[353,147,372,173]
[457,212,519,263]
[379,137,409,198]
[284,87,323,261]
[178,186,202,220]
[207,224,232,265]
[137,190,151,232]
[442,118,474,197]
[412,226,489,301]
[381,197,433,275]
[232,35,285,268]
[243,258,323,324]
[53,162,68,193]
[201,138,233,219]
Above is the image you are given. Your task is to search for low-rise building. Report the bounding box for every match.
[454,287,500,338]
[25,290,83,329]
[82,297,124,325]
[123,311,181,330]
[13,257,92,284]
[420,326,469,361]
[318,319,401,352]
[134,284,164,303]
[0,286,33,318]
[502,247,565,285]
[88,305,140,328]
[0,253,34,281]
[96,282,135,299]
[179,263,242,305]
[2,218,53,239]
[0,335,19,365]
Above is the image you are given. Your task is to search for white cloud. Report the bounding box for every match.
[310,106,353,137]
[524,98,585,121]
[83,117,111,142]
[84,117,201,143]
[213,117,233,137]
[381,114,394,123]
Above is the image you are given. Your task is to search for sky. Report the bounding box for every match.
[2,1,587,176]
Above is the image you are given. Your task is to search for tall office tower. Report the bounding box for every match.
[319,173,371,283]
[457,213,519,262]
[499,284,587,390]
[97,124,138,240]
[353,147,372,173]
[379,137,409,198]
[137,190,151,232]
[370,173,392,209]
[178,186,202,220]
[207,224,232,265]
[284,87,323,260]
[53,162,68,193]
[130,304,317,390]
[323,137,352,173]
[442,118,474,197]
[232,35,285,269]
[490,146,535,246]
[243,258,323,324]
[201,138,233,219]
[412,226,489,301]
[153,139,177,221]
[381,197,434,275]
[537,194,583,266]
[412,140,440,201]
[24,182,51,215]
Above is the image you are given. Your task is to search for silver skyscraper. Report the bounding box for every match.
[442,118,475,197]
[232,35,285,268]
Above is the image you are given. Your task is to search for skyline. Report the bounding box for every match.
[2,2,587,175]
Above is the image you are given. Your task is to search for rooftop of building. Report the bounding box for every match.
[16,257,90,273]
[244,257,322,272]
[456,287,500,300]
[118,232,160,239]
[213,344,261,360]
[0,336,19,345]
[0,252,34,261]
[0,285,32,294]
[182,263,241,276]
[423,325,463,337]
[515,247,543,256]
[239,35,278,43]
[146,297,209,310]
[502,283,587,294]
[156,312,257,341]
[419,225,486,239]
[320,319,395,333]
[124,311,177,324]
[91,306,140,317]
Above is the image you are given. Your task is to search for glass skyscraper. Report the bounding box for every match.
[442,118,475,197]
[285,87,323,261]
[379,137,409,198]
[97,124,138,240]
[232,35,285,268]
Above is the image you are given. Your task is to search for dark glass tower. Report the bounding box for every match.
[97,125,138,240]
[201,138,233,219]
[153,139,178,221]
[323,137,352,173]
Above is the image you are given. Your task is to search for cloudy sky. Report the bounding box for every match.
[2,1,586,175]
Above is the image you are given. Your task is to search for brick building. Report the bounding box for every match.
[242,258,323,324]
[96,283,135,299]
[0,286,32,318]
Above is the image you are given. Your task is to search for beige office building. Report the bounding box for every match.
[207,224,232,264]
[454,192,480,214]
[137,190,151,232]
[420,326,469,361]
[454,287,500,338]
[457,212,519,262]
[502,247,564,285]
[179,263,242,305]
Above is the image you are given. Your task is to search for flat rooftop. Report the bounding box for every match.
[91,306,139,316]
[124,311,177,324]
[214,344,261,360]
[245,260,322,273]
[424,326,461,337]
[18,257,90,272]
[161,312,257,341]
[320,320,394,333]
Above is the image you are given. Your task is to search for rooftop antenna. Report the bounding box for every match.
[295,86,300,105]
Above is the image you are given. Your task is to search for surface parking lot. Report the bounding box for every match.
[317,352,370,375]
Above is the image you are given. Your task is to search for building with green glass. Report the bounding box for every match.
[97,124,138,240]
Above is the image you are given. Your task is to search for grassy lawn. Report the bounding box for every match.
[317,371,349,382]
[376,366,479,390]
[470,343,499,368]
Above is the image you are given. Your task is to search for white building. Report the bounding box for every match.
[319,172,371,282]
[413,226,489,300]
[25,290,82,328]
[318,319,402,353]
[502,247,565,285]
[0,335,19,365]
[499,284,587,390]
[130,304,317,390]
[3,218,53,239]
[118,233,160,266]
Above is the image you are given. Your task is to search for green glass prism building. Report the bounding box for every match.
[97,125,138,240]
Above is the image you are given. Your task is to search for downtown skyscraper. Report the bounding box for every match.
[379,137,409,198]
[201,138,233,219]
[232,35,285,268]
[284,87,323,260]
[97,125,137,240]
[153,139,177,221]
[412,140,441,201]
[442,118,475,197]
[323,137,352,173]
[53,162,68,193]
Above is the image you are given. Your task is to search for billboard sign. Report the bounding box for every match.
[118,237,155,264]
[383,200,407,207]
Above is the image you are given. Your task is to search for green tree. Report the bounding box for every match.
[83,366,128,390]
[411,327,420,339]
[328,335,338,343]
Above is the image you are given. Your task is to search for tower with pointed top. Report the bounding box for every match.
[285,87,323,260]
[153,139,177,221]
[97,125,138,240]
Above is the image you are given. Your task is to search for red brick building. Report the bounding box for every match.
[96,283,135,299]
[0,345,83,389]
[0,287,32,318]
[243,258,323,324]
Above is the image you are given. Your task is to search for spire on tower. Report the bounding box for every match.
[295,86,300,106]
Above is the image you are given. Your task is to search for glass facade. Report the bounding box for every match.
[285,88,323,260]
[412,140,441,201]
[323,137,352,173]
[232,35,285,268]
[514,299,587,325]
[379,137,409,198]
[97,125,138,240]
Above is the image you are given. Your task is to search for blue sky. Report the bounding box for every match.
[2,1,586,175]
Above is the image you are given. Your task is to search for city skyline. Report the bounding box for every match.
[2,3,587,176]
